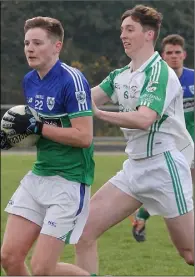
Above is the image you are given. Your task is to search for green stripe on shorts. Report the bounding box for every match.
[65,229,73,244]
[58,229,73,243]
[164,151,188,215]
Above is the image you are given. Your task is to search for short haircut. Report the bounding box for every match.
[24,16,64,42]
[121,4,163,45]
[161,34,185,52]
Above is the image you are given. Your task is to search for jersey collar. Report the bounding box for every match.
[129,51,161,73]
[35,59,61,81]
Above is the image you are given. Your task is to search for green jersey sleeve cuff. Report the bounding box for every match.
[99,83,113,98]
[136,101,163,116]
[68,110,93,119]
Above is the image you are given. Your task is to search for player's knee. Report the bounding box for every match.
[76,232,96,253]
[1,248,24,270]
[31,260,52,276]
[78,224,98,245]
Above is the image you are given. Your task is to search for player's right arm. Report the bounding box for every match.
[92,86,111,106]
[92,70,119,106]
[1,75,29,150]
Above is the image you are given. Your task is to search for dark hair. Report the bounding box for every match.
[24,16,64,42]
[121,5,163,45]
[161,34,185,52]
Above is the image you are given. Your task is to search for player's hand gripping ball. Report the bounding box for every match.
[1,105,42,148]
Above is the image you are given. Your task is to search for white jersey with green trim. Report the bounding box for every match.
[99,52,194,163]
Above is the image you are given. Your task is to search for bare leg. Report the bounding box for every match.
[31,234,63,275]
[31,234,90,276]
[55,263,90,276]
[164,210,194,266]
[75,182,142,274]
[1,214,41,275]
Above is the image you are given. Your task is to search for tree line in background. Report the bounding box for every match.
[1,0,194,135]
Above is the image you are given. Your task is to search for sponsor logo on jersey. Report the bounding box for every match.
[183,98,194,111]
[75,90,86,105]
[140,93,161,106]
[47,97,55,110]
[36,94,44,100]
[40,116,62,127]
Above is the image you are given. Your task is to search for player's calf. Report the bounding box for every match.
[164,210,194,267]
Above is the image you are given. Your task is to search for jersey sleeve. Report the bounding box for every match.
[137,61,169,116]
[99,70,119,104]
[64,71,93,119]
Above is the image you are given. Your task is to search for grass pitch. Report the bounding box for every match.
[1,153,194,276]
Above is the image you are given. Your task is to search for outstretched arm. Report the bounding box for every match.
[92,85,111,106]
[93,102,158,130]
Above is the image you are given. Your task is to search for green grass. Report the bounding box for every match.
[1,154,194,276]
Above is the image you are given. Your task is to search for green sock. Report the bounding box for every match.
[136,207,150,220]
[91,274,97,276]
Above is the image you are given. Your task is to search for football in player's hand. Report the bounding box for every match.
[1,105,40,148]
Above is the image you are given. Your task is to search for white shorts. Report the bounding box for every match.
[109,149,193,218]
[5,171,90,244]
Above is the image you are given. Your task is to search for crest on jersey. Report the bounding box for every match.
[47,97,55,110]
[129,85,139,98]
[189,85,194,95]
[146,81,158,92]
[76,91,86,105]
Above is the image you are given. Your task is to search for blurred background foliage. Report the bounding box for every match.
[1,0,194,136]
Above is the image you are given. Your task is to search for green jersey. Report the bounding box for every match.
[23,61,94,186]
